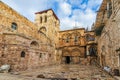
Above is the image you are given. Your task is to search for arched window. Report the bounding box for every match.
[71,31,80,43]
[74,36,78,42]
[86,34,95,41]
[49,54,51,57]
[39,53,42,58]
[21,51,25,57]
[45,16,47,22]
[40,17,42,23]
[38,27,47,34]
[66,37,70,43]
[11,22,17,30]
[65,33,71,43]
[89,46,97,57]
[62,33,71,43]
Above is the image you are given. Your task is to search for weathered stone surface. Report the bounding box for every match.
[0,1,59,71]
[59,29,96,64]
[19,64,115,80]
[0,0,98,72]
[94,0,120,75]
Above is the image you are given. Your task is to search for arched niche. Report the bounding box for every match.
[62,33,72,43]
[86,34,95,41]
[21,51,25,58]
[62,50,70,56]
[88,45,97,57]
[30,41,39,48]
[11,22,18,30]
[38,26,47,34]
[71,48,81,56]
[71,31,81,42]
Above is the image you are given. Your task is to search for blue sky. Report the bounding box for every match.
[1,0,102,30]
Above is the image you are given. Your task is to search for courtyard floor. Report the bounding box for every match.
[0,64,116,80]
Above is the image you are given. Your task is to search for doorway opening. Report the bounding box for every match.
[65,56,70,64]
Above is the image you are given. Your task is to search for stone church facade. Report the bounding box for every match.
[94,0,120,73]
[0,1,97,71]
[58,29,96,64]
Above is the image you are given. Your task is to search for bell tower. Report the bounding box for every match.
[34,9,60,47]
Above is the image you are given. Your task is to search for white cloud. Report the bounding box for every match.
[1,0,55,21]
[1,0,102,30]
[57,2,72,17]
[79,4,87,9]
[60,18,75,30]
[1,0,22,13]
[60,17,82,30]
[60,8,97,30]
[60,0,102,30]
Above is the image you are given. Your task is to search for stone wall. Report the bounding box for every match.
[59,28,86,47]
[94,0,120,71]
[0,1,58,71]
[0,0,96,71]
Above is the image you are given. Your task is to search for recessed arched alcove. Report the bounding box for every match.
[30,41,39,48]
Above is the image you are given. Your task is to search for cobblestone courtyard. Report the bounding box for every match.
[0,64,115,80]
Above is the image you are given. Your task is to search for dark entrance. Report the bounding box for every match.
[65,56,70,64]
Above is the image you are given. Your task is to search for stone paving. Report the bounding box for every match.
[0,64,116,80]
[19,64,115,80]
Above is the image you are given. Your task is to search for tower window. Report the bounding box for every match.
[21,51,25,58]
[45,16,47,22]
[49,54,51,57]
[54,22,56,26]
[40,17,42,23]
[39,53,42,58]
[11,22,17,30]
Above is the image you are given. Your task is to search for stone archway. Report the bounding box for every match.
[71,48,81,64]
[62,50,71,64]
[65,56,71,64]
[38,26,47,34]
[88,45,97,57]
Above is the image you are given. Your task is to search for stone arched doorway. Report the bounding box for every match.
[88,45,97,57]
[71,49,81,64]
[62,50,71,64]
[62,48,81,64]
[65,56,71,64]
